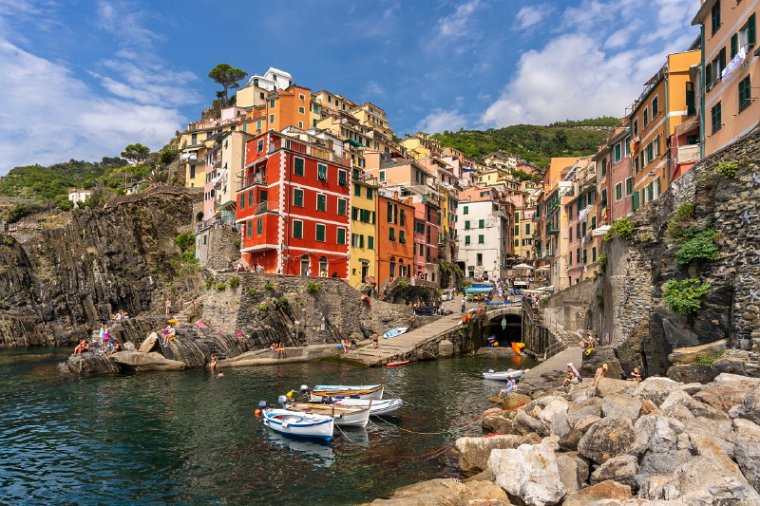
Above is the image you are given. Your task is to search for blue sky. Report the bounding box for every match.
[0,0,699,174]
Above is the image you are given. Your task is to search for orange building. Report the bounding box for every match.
[629,49,700,211]
[239,85,312,135]
[693,0,759,156]
[376,191,415,289]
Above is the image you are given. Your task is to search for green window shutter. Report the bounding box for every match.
[719,48,726,71]
[359,235,364,248]
[616,183,622,200]
[465,235,471,245]
[294,189,303,207]
[317,194,326,211]
[479,219,485,229]
[294,157,304,177]
[239,193,245,209]
[463,206,468,215]
[256,218,262,234]
[525,223,530,235]
[354,184,361,197]
[465,220,470,230]
[351,207,358,220]
[731,33,739,58]
[293,221,302,239]
[368,236,374,250]
[399,231,405,244]
[514,224,519,236]
[317,164,327,181]
[478,235,484,244]
[338,170,347,187]
[389,228,395,241]
[626,178,633,195]
[246,220,252,237]
[366,187,373,199]
[749,13,757,45]
[338,199,346,215]
[248,190,254,206]
[337,228,346,245]
[316,224,325,242]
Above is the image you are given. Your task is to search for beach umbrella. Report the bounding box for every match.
[512,263,534,270]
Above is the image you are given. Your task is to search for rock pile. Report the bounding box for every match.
[369,373,760,505]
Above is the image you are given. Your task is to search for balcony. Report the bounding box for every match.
[676,144,700,165]
[254,200,279,215]
[546,225,559,234]
[241,173,266,189]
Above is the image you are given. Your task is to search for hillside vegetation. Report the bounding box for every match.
[433,116,619,168]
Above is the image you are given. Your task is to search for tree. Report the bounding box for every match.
[121,143,150,164]
[208,63,247,106]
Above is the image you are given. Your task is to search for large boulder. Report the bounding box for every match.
[567,397,602,427]
[500,393,532,411]
[695,373,760,412]
[634,377,681,406]
[667,339,727,365]
[489,436,566,506]
[483,411,515,434]
[366,477,510,505]
[138,332,160,353]
[659,390,728,420]
[595,378,636,398]
[630,416,684,456]
[455,434,526,474]
[734,384,760,426]
[665,363,718,384]
[110,351,186,371]
[562,480,632,506]
[732,441,760,494]
[512,410,549,437]
[556,451,589,494]
[578,417,636,464]
[636,449,692,479]
[437,339,454,358]
[581,347,626,382]
[590,454,637,487]
[601,394,642,421]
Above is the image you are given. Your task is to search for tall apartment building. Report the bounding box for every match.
[456,186,512,281]
[376,191,415,289]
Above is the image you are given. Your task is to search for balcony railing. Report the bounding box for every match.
[676,144,700,165]
[242,173,266,188]
[254,200,279,215]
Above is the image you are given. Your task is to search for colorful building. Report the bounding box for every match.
[595,125,632,224]
[349,170,378,289]
[376,190,415,290]
[235,131,351,278]
[693,1,758,157]
[456,186,511,281]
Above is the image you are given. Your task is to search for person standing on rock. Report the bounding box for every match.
[165,298,172,317]
[592,363,608,388]
[372,333,379,349]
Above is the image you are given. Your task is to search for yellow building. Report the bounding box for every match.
[350,102,392,138]
[400,133,443,159]
[349,171,378,289]
[630,49,700,209]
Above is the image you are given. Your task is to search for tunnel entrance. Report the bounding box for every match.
[483,314,522,347]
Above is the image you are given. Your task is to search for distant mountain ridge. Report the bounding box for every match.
[432,116,620,168]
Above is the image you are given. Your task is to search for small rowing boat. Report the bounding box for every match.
[386,360,410,367]
[289,402,371,428]
[383,327,408,339]
[261,408,334,441]
[482,369,527,381]
[335,398,403,416]
[310,384,384,401]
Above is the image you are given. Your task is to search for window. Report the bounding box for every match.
[246,220,252,237]
[352,207,358,220]
[463,206,468,215]
[257,139,264,152]
[525,223,531,235]
[624,136,631,156]
[711,102,722,133]
[368,236,374,250]
[293,220,303,239]
[652,96,659,117]
[513,224,519,236]
[269,99,275,108]
[337,228,346,245]
[592,247,597,262]
[249,190,254,206]
[626,177,633,196]
[294,188,304,207]
[711,0,721,36]
[379,170,385,182]
[315,224,326,242]
[298,106,305,114]
[298,121,303,129]
[478,235,484,244]
[569,228,573,241]
[515,239,520,248]
[399,231,406,244]
[643,107,649,128]
[338,170,348,187]
[256,217,262,234]
[389,228,395,241]
[354,184,361,197]
[615,182,623,201]
[317,194,326,212]
[739,76,752,112]
[633,119,638,136]
[686,82,696,116]
[419,244,425,256]
[366,187,373,199]
[632,192,640,212]
[465,235,471,245]
[601,188,607,205]
[269,115,275,124]
[317,164,327,181]
[294,157,304,177]
[239,193,245,209]
[400,210,406,227]
[338,199,347,216]
[515,212,520,221]
[189,165,196,178]
[476,253,483,266]
[614,143,621,162]
[478,219,485,229]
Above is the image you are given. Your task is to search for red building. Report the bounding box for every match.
[236,131,351,278]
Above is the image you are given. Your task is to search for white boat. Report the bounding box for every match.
[335,398,403,416]
[482,369,527,381]
[310,384,384,401]
[261,408,334,441]
[383,327,408,339]
[290,402,371,428]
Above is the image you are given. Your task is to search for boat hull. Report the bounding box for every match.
[482,369,527,381]
[336,398,403,416]
[290,403,371,428]
[311,384,384,401]
[383,327,408,339]
[262,409,334,441]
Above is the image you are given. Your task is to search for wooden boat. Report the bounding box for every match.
[310,384,384,401]
[289,402,371,428]
[482,369,527,381]
[386,360,410,367]
[261,408,334,441]
[335,398,403,416]
[383,327,408,339]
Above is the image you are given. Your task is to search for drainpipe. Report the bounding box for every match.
[699,24,706,159]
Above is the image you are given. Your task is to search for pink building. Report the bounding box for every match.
[606,126,633,223]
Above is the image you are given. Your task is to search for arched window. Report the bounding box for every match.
[300,254,310,276]
[319,257,328,277]
[390,256,396,278]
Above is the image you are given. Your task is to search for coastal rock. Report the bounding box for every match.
[630,416,684,456]
[562,480,632,506]
[636,449,692,478]
[581,348,626,382]
[111,351,186,372]
[574,415,602,434]
[559,428,583,451]
[695,373,760,412]
[733,418,760,442]
[556,451,590,493]
[482,412,515,434]
[366,477,510,505]
[590,454,638,487]
[634,377,681,406]
[659,390,728,420]
[567,397,602,427]
[138,332,159,353]
[577,417,636,464]
[455,435,525,474]
[538,398,569,425]
[601,394,642,421]
[60,352,121,375]
[667,339,727,365]
[665,363,717,384]
[734,384,760,426]
[489,437,566,506]
[500,393,532,411]
[513,410,549,437]
[595,378,635,398]
[437,339,454,358]
[732,441,760,493]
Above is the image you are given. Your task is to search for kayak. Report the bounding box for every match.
[289,402,371,428]
[310,384,384,401]
[383,327,408,339]
[386,360,410,367]
[335,398,404,416]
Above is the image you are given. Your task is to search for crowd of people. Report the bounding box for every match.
[72,322,121,358]
[269,341,287,358]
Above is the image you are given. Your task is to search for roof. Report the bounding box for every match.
[691,0,717,25]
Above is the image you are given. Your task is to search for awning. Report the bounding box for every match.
[512,263,533,270]
[592,225,611,237]
[346,139,364,148]
[465,286,494,294]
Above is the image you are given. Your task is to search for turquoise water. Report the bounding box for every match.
[0,349,532,505]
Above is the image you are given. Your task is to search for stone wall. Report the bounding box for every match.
[541,279,598,342]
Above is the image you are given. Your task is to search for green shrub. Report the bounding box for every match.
[604,217,633,242]
[205,277,214,289]
[228,276,240,289]
[264,281,276,292]
[598,254,608,271]
[697,349,725,367]
[667,202,695,240]
[716,161,739,178]
[306,281,322,294]
[397,280,410,290]
[257,303,269,312]
[662,278,711,316]
[56,197,74,211]
[175,232,195,252]
[247,287,258,297]
[275,296,289,310]
[674,227,719,267]
[214,281,227,291]
[179,251,198,264]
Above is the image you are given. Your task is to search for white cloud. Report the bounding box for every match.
[364,80,387,99]
[437,0,481,39]
[515,5,550,30]
[415,109,469,134]
[481,0,699,127]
